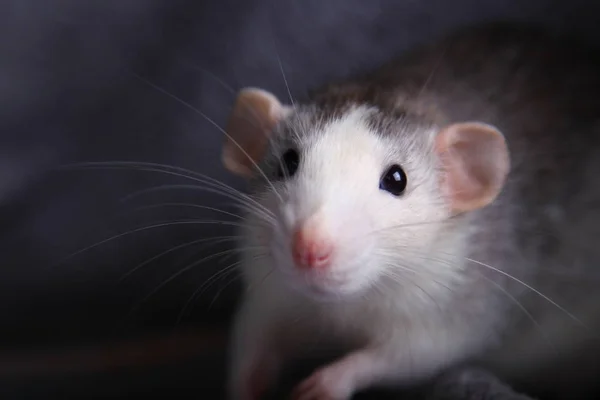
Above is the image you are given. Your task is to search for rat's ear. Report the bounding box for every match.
[434,122,510,213]
[222,87,290,177]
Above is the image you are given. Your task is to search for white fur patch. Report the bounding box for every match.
[251,106,467,303]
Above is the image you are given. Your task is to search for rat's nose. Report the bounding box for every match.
[292,226,334,270]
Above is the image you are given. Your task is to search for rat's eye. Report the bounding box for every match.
[380,164,407,196]
[276,149,300,179]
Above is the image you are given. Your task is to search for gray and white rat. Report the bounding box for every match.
[221,23,600,400]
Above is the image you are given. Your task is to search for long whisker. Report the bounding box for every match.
[129,72,283,203]
[383,255,555,350]
[207,273,242,310]
[416,45,447,101]
[204,71,301,183]
[272,42,303,143]
[195,259,245,301]
[381,258,457,295]
[176,260,244,325]
[177,60,269,133]
[474,270,555,352]
[464,256,587,328]
[386,247,588,330]
[381,267,445,313]
[49,220,249,269]
[124,200,274,233]
[120,183,274,225]
[179,60,238,95]
[62,161,230,191]
[176,253,266,325]
[375,215,598,271]
[275,53,296,110]
[125,188,272,228]
[63,161,274,220]
[117,235,241,283]
[126,202,247,221]
[127,246,265,319]
[362,218,455,239]
[148,218,251,229]
[113,165,273,222]
[378,223,598,278]
[245,265,275,296]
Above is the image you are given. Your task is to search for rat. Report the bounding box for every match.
[220,22,600,400]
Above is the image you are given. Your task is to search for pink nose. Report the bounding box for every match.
[292,228,333,270]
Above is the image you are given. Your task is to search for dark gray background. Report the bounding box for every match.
[0,0,599,396]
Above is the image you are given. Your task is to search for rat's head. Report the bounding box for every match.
[222,88,510,300]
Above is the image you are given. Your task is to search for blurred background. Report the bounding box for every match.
[1,0,599,398]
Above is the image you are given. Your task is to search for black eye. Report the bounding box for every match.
[379,164,407,196]
[276,149,300,179]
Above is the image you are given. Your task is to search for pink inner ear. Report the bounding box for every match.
[222,88,285,177]
[435,122,510,213]
[447,148,484,200]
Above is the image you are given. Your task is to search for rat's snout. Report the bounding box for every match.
[291,218,334,270]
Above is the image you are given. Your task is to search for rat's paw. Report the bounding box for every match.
[290,365,354,400]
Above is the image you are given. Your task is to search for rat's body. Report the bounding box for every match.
[223,23,600,400]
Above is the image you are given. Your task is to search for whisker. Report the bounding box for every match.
[177,60,270,133]
[120,183,274,225]
[126,202,247,221]
[175,259,244,325]
[416,45,447,101]
[364,218,455,238]
[63,161,229,191]
[381,262,455,302]
[382,254,555,352]
[464,256,588,329]
[368,280,386,301]
[382,268,432,298]
[147,218,252,229]
[474,270,555,352]
[377,223,597,278]
[117,235,241,283]
[196,259,245,300]
[373,213,598,273]
[176,253,266,324]
[275,52,296,110]
[128,72,283,203]
[272,42,303,143]
[63,161,274,220]
[49,220,250,269]
[208,273,242,310]
[179,60,238,95]
[386,247,589,330]
[245,265,275,296]
[127,247,266,319]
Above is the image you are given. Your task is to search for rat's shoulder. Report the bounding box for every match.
[417,21,600,61]
[309,21,600,91]
[302,22,600,123]
[294,21,600,146]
